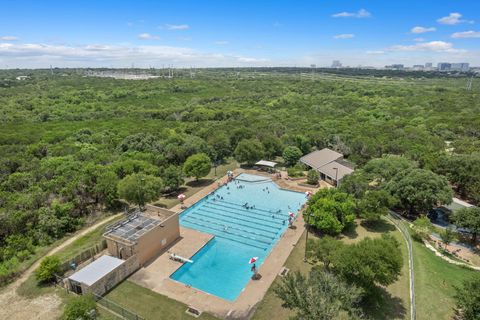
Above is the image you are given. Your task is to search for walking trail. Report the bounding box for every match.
[0,213,122,320]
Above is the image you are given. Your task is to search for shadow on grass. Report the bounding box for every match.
[361,219,396,233]
[186,179,214,188]
[342,224,358,240]
[362,286,407,320]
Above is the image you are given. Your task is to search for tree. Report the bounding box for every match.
[333,235,403,291]
[358,190,396,223]
[454,275,480,320]
[274,268,364,320]
[439,227,455,249]
[306,236,344,270]
[35,255,61,283]
[412,216,433,241]
[234,139,264,165]
[387,168,453,216]
[338,171,370,199]
[305,188,356,235]
[183,153,211,180]
[363,155,416,184]
[306,169,320,185]
[282,146,303,167]
[162,165,184,191]
[63,294,96,320]
[117,173,163,208]
[453,207,480,243]
[261,134,284,159]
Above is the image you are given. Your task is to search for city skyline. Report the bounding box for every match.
[1,0,480,68]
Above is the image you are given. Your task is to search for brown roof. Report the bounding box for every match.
[300,148,343,169]
[300,148,354,181]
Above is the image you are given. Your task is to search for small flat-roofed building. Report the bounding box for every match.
[66,255,138,296]
[299,148,354,186]
[103,205,180,266]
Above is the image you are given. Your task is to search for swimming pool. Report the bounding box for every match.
[170,173,307,301]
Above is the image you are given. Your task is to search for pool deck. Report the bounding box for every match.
[131,170,320,319]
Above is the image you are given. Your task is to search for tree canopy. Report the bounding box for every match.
[453,207,480,243]
[117,173,163,208]
[183,153,211,180]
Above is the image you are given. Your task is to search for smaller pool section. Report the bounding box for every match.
[170,173,307,301]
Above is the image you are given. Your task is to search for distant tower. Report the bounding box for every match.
[331,60,342,68]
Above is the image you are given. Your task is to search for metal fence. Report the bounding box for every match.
[59,240,108,274]
[94,294,145,320]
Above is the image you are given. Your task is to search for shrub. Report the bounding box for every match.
[63,294,96,320]
[306,169,320,185]
[35,255,61,283]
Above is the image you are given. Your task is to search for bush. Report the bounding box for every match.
[35,255,61,283]
[287,166,304,178]
[63,294,96,320]
[282,146,303,167]
[306,169,320,185]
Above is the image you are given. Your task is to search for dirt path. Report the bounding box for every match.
[0,213,122,320]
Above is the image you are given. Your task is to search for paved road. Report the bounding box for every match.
[387,211,416,320]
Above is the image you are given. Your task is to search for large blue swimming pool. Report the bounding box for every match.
[170,173,307,301]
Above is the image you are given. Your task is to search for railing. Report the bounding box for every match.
[94,293,144,320]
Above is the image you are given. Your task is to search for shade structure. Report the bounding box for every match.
[289,212,295,218]
[249,257,258,264]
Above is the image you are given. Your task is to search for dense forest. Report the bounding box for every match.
[0,69,479,284]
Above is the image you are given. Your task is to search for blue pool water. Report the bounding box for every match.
[170,173,307,301]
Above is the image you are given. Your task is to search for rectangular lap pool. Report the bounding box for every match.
[170,173,307,301]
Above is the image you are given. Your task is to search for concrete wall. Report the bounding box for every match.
[66,255,140,296]
[105,238,136,260]
[136,213,180,265]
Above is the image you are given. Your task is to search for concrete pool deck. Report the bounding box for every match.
[130,170,320,319]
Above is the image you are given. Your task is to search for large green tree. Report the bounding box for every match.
[183,153,211,180]
[274,268,364,320]
[305,188,356,235]
[282,146,303,167]
[117,173,163,208]
[234,139,264,165]
[453,207,480,243]
[358,189,396,223]
[306,236,344,270]
[387,168,452,216]
[333,235,403,291]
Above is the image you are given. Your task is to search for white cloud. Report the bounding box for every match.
[138,33,160,40]
[411,26,436,34]
[387,40,465,53]
[0,42,268,68]
[437,13,473,25]
[214,40,229,45]
[334,34,355,39]
[0,36,19,41]
[332,9,371,18]
[451,31,480,38]
[413,38,425,42]
[366,50,385,55]
[164,24,190,30]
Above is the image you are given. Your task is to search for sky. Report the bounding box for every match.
[1,0,480,68]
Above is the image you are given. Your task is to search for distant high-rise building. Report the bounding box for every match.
[331,60,342,68]
[425,62,433,68]
[450,63,470,71]
[437,63,452,71]
[412,65,424,70]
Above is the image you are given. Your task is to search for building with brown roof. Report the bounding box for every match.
[299,148,354,186]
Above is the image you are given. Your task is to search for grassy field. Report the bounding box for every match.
[104,281,219,320]
[412,237,477,319]
[252,219,411,320]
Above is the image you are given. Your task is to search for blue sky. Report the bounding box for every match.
[1,0,479,68]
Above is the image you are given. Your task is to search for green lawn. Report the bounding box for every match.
[104,281,219,320]
[252,219,411,320]
[412,237,477,320]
